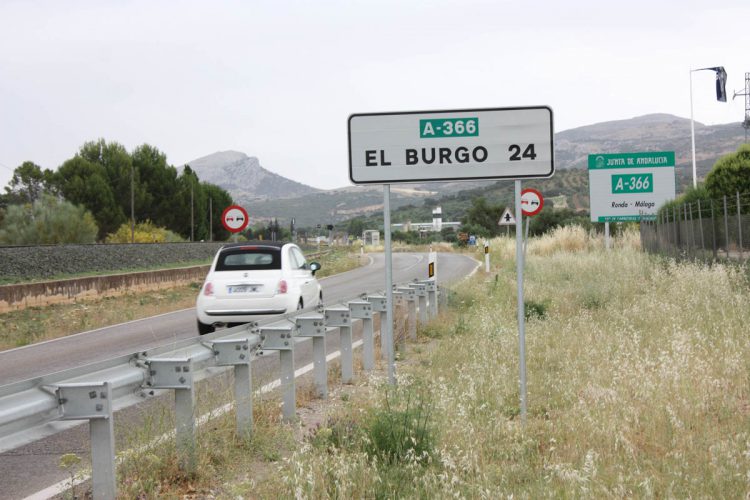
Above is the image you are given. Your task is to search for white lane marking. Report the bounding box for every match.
[4,308,195,354]
[23,338,366,500]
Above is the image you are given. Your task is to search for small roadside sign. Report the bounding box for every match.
[498,208,516,225]
[221,205,249,233]
[521,188,544,216]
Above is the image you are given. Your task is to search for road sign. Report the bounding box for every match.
[221,205,249,233]
[588,152,676,222]
[348,106,554,184]
[498,208,516,225]
[520,188,544,216]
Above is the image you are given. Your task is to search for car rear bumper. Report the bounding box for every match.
[196,294,297,324]
[204,308,287,316]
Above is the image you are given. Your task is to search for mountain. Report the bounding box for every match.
[555,113,744,181]
[188,115,747,227]
[184,151,320,202]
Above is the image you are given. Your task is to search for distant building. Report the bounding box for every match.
[392,206,460,232]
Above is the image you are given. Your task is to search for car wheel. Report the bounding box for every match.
[197,320,215,335]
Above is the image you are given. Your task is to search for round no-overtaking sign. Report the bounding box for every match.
[520,188,544,216]
[221,205,249,233]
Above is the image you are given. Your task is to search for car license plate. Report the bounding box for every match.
[228,285,258,294]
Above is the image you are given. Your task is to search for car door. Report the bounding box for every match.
[289,246,316,306]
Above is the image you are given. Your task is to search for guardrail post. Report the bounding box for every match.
[325,307,353,383]
[211,337,260,436]
[410,282,428,325]
[146,358,196,472]
[295,314,327,398]
[392,290,404,346]
[397,287,417,341]
[56,382,116,500]
[420,279,438,318]
[366,294,388,358]
[349,300,374,371]
[259,326,297,422]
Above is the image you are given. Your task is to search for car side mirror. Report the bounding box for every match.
[309,262,321,275]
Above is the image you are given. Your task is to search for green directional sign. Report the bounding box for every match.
[588,152,675,222]
[611,173,653,194]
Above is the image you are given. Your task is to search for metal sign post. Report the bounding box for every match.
[384,185,396,385]
[521,188,544,259]
[515,181,527,421]
[484,241,490,272]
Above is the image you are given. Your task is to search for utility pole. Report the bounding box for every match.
[209,197,213,242]
[130,164,135,243]
[190,183,194,242]
[733,72,750,143]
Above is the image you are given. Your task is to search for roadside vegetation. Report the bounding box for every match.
[54,225,750,498]
[0,247,362,350]
[260,226,749,498]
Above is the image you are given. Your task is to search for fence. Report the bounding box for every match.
[0,279,441,499]
[640,192,750,262]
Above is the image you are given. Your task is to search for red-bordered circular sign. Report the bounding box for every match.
[221,205,249,233]
[520,188,544,216]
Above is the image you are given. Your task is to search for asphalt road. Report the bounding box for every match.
[0,252,478,499]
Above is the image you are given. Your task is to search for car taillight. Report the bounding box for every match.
[277,280,288,294]
[203,282,214,296]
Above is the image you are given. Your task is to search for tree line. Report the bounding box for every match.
[0,139,234,244]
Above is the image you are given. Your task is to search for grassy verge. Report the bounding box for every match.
[251,226,749,497]
[0,247,363,351]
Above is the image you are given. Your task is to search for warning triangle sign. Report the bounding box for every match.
[498,208,516,226]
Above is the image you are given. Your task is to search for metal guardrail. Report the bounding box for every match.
[0,279,440,499]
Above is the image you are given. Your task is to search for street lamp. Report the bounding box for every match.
[689,66,727,189]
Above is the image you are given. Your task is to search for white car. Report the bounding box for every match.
[196,241,322,334]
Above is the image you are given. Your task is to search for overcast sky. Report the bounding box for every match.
[1,0,748,191]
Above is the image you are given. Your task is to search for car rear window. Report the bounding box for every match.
[215,247,281,271]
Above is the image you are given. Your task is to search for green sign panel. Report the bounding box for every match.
[588,152,675,169]
[588,151,676,223]
[611,173,653,194]
[419,117,479,138]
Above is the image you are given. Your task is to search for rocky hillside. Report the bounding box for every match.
[184,151,320,202]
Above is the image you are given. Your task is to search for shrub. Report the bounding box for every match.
[105,220,184,243]
[0,194,98,244]
[364,386,435,466]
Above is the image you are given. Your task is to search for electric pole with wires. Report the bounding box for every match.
[733,72,750,142]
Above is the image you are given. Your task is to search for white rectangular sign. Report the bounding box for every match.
[588,152,676,222]
[348,106,554,184]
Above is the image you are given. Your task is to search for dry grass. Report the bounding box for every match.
[263,227,750,498]
[0,284,202,350]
